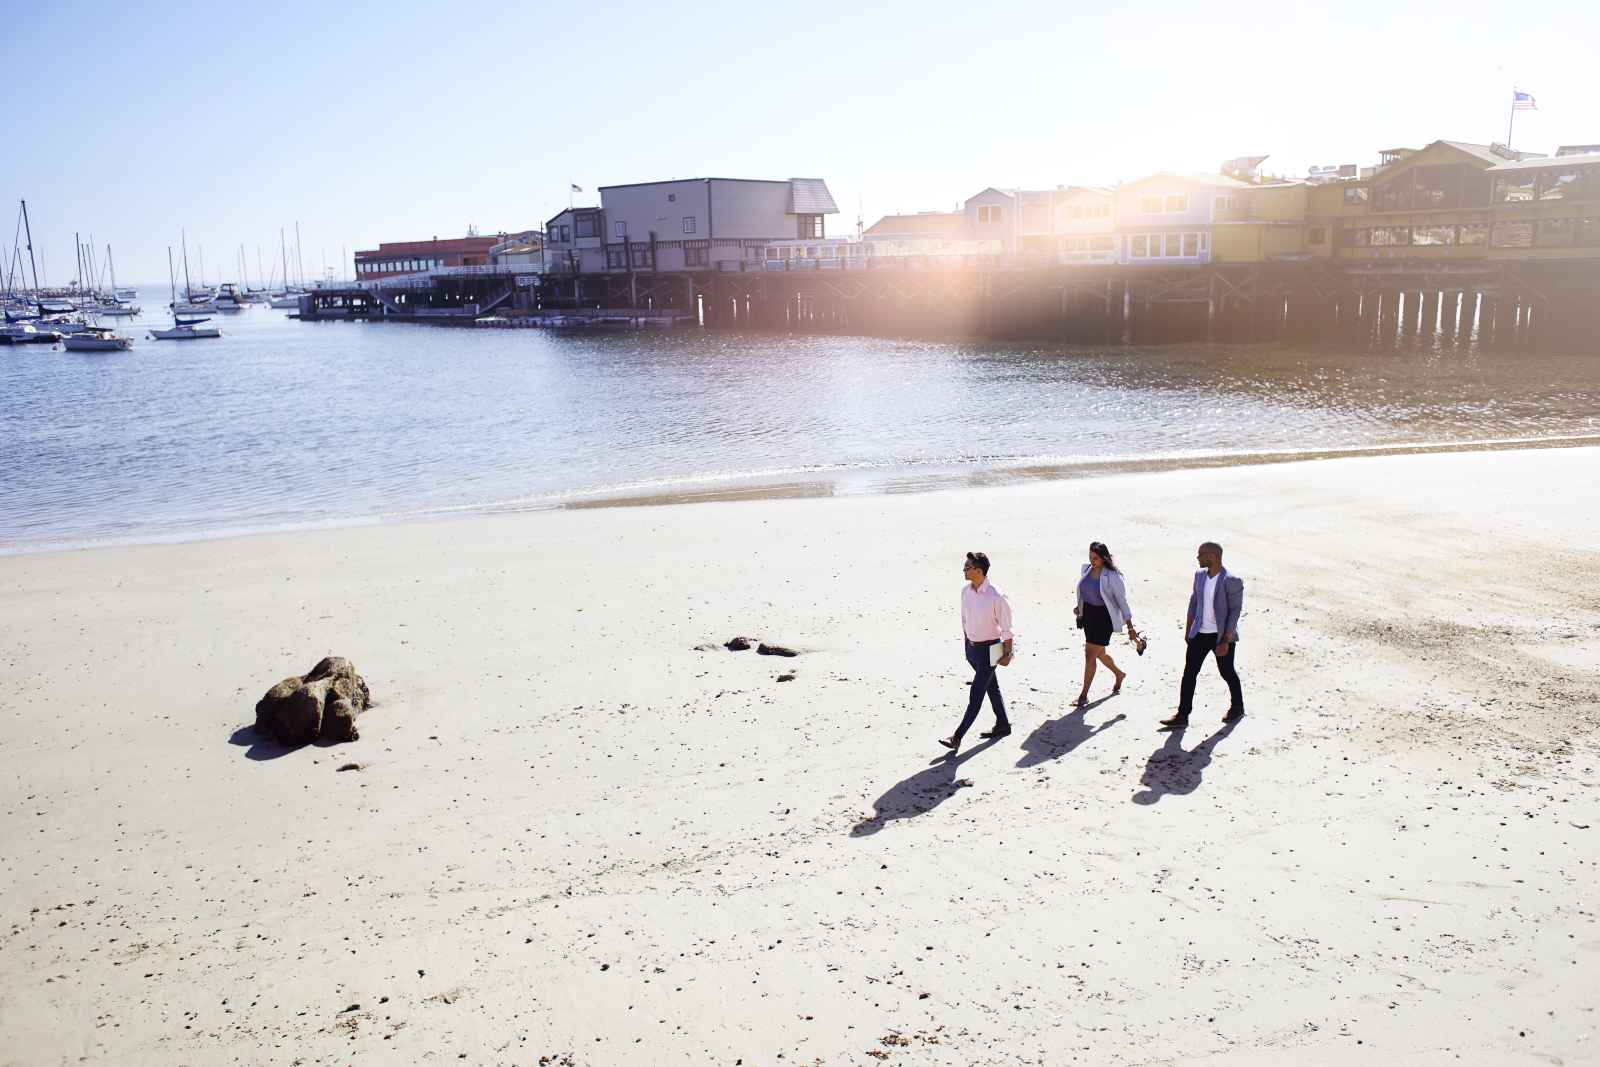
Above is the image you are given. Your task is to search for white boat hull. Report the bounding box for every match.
[149,325,222,340]
[63,334,133,351]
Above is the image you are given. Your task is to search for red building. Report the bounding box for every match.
[353,235,500,280]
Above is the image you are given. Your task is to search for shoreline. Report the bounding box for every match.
[3,444,1598,1063]
[3,446,1599,1063]
[6,430,1599,558]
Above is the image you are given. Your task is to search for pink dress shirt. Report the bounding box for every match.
[961,580,1014,643]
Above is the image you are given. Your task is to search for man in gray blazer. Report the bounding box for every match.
[1161,541,1244,729]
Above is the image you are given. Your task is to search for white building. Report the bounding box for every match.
[597,177,838,272]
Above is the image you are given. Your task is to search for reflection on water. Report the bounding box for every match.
[1,304,1597,550]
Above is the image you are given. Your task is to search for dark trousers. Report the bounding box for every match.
[954,639,1008,741]
[1177,633,1243,717]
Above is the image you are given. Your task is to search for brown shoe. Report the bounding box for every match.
[1158,714,1190,730]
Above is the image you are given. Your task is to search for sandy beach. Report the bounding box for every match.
[2,445,1598,1066]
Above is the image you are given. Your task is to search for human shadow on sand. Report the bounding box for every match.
[1130,720,1238,805]
[1016,696,1124,768]
[850,736,1002,836]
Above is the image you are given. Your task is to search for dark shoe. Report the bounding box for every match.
[1159,714,1190,730]
[979,726,1012,739]
[938,736,959,750]
[1222,708,1245,722]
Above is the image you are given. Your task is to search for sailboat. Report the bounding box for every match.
[150,246,222,341]
[268,228,301,307]
[63,324,134,351]
[95,246,141,315]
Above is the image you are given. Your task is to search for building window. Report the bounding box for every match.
[797,214,824,238]
[1537,217,1581,246]
[1369,225,1411,246]
[1413,225,1456,246]
[1182,233,1199,256]
[667,193,676,202]
[682,216,696,234]
[1343,186,1370,207]
[575,215,598,239]
[977,205,1002,224]
[556,225,570,243]
[1491,222,1534,248]
[1130,235,1149,257]
[614,221,627,239]
[630,243,652,268]
[1214,195,1235,213]
[1584,217,1600,246]
[1308,227,1327,244]
[1494,174,1537,203]
[606,248,626,269]
[1165,194,1188,212]
[684,246,709,267]
[1139,195,1163,214]
[1458,223,1489,246]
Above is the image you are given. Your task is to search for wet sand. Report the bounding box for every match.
[2,446,1597,1065]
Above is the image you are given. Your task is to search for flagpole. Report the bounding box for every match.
[1507,88,1516,150]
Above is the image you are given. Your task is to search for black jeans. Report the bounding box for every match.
[954,639,1009,741]
[1177,633,1243,717]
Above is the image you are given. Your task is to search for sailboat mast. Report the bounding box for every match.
[21,200,39,294]
[182,230,193,299]
[257,244,264,291]
[294,222,304,287]
[74,231,83,293]
[107,244,118,295]
[167,247,176,303]
[281,228,289,292]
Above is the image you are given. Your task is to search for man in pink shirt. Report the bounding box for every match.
[941,551,1015,750]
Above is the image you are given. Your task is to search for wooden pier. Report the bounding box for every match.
[302,258,1600,349]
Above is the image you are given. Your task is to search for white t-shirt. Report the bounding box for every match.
[1199,572,1219,634]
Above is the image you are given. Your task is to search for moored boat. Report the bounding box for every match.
[62,326,134,351]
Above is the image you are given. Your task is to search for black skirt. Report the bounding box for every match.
[1081,602,1114,646]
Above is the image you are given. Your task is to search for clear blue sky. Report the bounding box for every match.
[3,0,1593,288]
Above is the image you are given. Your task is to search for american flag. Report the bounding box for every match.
[1512,90,1537,111]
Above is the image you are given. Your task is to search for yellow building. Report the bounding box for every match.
[1483,150,1600,259]
[1211,182,1311,263]
[1315,140,1525,262]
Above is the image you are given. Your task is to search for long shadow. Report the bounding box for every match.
[850,736,1002,836]
[1015,696,1124,768]
[1130,720,1238,805]
[228,724,302,761]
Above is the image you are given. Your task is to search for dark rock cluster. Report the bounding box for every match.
[254,656,372,745]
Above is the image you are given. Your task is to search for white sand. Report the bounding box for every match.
[2,446,1598,1066]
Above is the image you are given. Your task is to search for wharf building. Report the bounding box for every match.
[312,142,1597,347]
[353,235,500,282]
[540,177,839,305]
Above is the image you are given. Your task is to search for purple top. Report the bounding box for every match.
[1078,572,1105,607]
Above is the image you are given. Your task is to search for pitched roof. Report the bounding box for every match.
[1436,140,1514,165]
[1125,171,1252,190]
[1485,150,1600,172]
[789,178,839,214]
[864,212,964,237]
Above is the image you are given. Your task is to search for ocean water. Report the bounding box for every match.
[2,302,1597,552]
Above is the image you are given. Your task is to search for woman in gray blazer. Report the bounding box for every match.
[1073,541,1145,707]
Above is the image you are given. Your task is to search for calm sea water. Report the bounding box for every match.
[2,301,1597,552]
